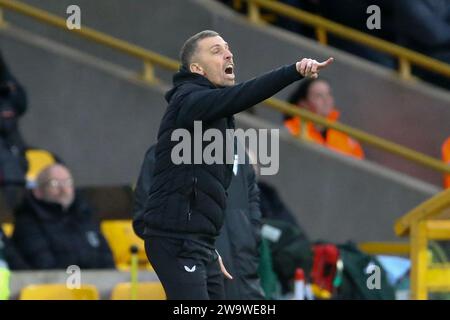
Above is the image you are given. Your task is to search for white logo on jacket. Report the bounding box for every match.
[184,265,196,272]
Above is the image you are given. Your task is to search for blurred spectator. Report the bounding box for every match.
[318,0,396,68]
[284,78,365,160]
[216,152,265,300]
[0,226,29,270]
[219,0,397,67]
[394,0,450,89]
[11,164,115,270]
[394,0,450,53]
[0,53,26,116]
[442,136,450,189]
[0,52,28,211]
[258,181,302,229]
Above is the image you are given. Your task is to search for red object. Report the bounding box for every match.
[294,268,305,300]
[310,244,339,292]
[295,268,305,281]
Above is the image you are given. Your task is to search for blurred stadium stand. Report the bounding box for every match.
[4,0,450,185]
[0,0,449,300]
[0,0,446,243]
[10,269,159,299]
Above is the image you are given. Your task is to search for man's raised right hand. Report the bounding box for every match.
[296,57,334,79]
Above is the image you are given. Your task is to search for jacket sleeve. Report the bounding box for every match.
[176,64,303,127]
[3,73,27,116]
[12,214,57,269]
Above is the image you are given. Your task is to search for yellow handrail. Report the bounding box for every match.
[0,0,179,83]
[358,242,409,256]
[1,0,449,176]
[243,0,450,80]
[410,219,450,299]
[393,188,450,299]
[395,188,450,237]
[267,99,450,175]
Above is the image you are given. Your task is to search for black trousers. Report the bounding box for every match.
[145,236,225,300]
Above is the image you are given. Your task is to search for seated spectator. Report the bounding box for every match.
[11,164,115,270]
[0,52,28,211]
[284,78,365,160]
[442,137,450,189]
[394,0,450,89]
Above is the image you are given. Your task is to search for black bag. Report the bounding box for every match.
[335,243,396,300]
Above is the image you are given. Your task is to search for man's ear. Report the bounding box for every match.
[190,63,204,75]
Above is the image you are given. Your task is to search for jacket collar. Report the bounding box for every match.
[24,192,79,221]
[165,66,217,103]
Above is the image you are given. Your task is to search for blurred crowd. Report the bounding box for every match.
[1,1,450,298]
[0,51,116,295]
[220,0,450,90]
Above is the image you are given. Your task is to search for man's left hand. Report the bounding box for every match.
[216,251,233,280]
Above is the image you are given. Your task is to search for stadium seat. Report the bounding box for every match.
[101,220,153,271]
[1,223,14,237]
[19,284,99,300]
[110,282,166,300]
[25,149,56,184]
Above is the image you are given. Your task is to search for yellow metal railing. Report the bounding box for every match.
[0,0,178,83]
[1,0,450,177]
[241,0,450,80]
[395,188,450,299]
[267,99,450,175]
[358,242,409,256]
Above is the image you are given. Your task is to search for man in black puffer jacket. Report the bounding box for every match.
[134,145,265,299]
[140,30,333,300]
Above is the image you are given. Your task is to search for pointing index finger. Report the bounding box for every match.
[317,57,334,69]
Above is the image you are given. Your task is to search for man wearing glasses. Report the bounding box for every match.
[10,164,115,270]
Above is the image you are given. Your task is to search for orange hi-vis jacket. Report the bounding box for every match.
[442,137,450,189]
[284,109,365,160]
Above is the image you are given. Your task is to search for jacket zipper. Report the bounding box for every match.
[188,176,197,222]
